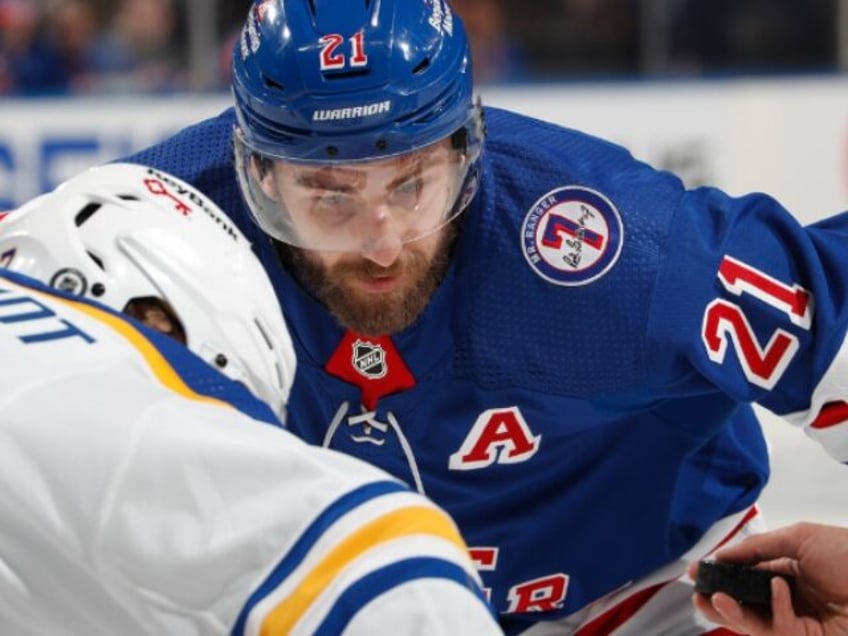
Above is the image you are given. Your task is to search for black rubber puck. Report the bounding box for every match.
[694,561,796,607]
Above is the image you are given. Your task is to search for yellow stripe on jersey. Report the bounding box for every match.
[259,505,466,635]
[17,281,226,408]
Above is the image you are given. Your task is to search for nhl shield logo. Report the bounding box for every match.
[352,339,388,379]
[521,186,624,286]
[49,268,88,296]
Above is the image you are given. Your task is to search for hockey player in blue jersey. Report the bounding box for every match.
[119,0,848,633]
[0,163,501,635]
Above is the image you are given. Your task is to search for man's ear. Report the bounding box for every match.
[250,155,280,201]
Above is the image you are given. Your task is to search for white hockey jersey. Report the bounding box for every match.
[0,271,499,635]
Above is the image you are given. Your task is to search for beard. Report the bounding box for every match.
[280,223,458,337]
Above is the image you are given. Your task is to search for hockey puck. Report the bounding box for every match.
[694,561,796,607]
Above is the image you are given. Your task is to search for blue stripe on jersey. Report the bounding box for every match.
[230,480,410,636]
[0,270,280,427]
[313,557,495,636]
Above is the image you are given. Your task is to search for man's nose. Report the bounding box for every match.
[359,206,403,267]
[361,244,402,268]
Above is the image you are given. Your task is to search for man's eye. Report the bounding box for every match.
[317,192,348,207]
[400,178,423,195]
[391,178,422,205]
[312,193,357,225]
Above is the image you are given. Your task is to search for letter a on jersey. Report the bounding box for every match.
[449,407,541,470]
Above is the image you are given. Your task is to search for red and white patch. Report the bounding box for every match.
[325,331,416,410]
[521,186,624,286]
[449,407,541,470]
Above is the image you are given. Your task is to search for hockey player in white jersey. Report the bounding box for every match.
[0,163,500,635]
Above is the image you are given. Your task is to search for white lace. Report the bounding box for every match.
[323,401,426,494]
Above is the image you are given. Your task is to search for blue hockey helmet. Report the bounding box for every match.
[232,0,483,252]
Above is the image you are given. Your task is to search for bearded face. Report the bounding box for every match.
[281,220,458,336]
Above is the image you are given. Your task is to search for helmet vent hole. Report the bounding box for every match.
[86,250,105,271]
[261,74,285,92]
[74,203,101,227]
[118,194,140,201]
[411,58,431,75]
[325,69,369,80]
[254,317,274,350]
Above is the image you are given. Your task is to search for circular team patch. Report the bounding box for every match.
[521,186,624,286]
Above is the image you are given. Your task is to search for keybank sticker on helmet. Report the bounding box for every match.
[426,0,454,36]
[144,178,191,216]
[522,186,624,286]
[144,168,241,242]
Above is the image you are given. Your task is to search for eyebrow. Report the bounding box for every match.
[385,163,424,192]
[295,169,361,192]
[293,149,444,192]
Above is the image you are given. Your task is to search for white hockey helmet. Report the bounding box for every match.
[0,162,295,418]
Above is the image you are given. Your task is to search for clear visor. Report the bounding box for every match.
[234,129,479,252]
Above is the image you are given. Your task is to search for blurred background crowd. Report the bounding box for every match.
[0,0,840,95]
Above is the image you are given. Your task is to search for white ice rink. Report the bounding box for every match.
[756,406,848,529]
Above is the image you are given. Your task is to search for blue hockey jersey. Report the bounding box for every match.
[125,106,848,632]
